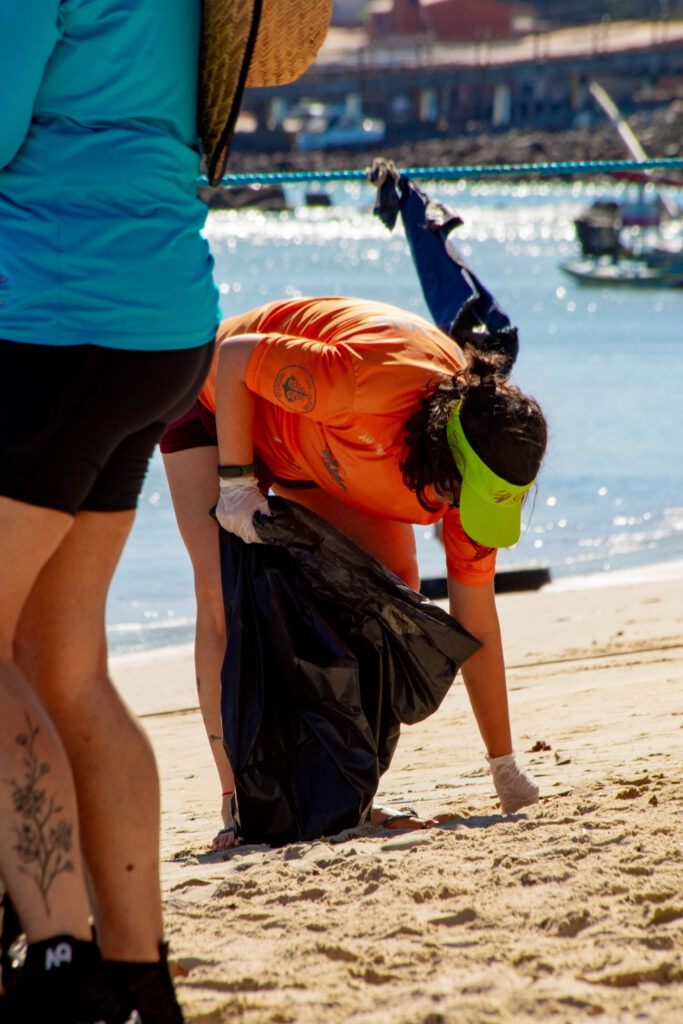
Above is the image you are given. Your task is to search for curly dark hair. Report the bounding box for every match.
[400,345,548,512]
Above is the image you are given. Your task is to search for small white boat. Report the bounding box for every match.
[297,113,386,152]
[560,255,683,288]
[561,82,683,288]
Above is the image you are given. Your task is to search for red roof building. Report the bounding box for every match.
[368,0,532,42]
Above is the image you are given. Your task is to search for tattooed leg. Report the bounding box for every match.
[0,497,92,944]
[0,672,91,942]
[11,713,76,916]
[14,509,165,962]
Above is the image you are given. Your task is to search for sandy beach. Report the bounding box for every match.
[112,565,683,1024]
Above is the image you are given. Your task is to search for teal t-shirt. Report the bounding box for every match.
[0,0,219,350]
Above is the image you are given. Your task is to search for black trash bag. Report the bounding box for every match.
[368,161,519,374]
[219,497,481,847]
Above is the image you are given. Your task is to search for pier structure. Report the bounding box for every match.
[236,19,683,151]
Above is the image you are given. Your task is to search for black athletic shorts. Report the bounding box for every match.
[0,338,215,515]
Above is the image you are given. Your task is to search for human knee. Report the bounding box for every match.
[384,549,420,591]
[0,606,23,659]
[395,563,421,592]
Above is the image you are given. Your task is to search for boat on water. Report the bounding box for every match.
[560,201,683,287]
[560,82,683,288]
[285,101,386,153]
[560,253,683,288]
[296,111,386,152]
[560,195,683,288]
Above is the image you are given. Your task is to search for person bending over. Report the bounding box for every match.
[161,296,547,850]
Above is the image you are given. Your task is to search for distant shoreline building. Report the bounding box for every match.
[367,0,535,42]
[233,12,683,155]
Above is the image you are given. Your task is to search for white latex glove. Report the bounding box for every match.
[215,476,270,544]
[486,752,539,815]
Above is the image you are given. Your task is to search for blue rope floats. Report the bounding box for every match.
[208,156,683,187]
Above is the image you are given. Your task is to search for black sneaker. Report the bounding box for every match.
[0,935,140,1024]
[0,893,23,994]
[103,944,185,1024]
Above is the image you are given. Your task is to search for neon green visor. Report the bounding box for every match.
[446,400,535,548]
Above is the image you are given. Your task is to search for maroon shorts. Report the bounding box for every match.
[159,397,217,453]
[159,397,318,491]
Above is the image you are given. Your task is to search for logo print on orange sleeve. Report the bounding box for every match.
[274,365,316,413]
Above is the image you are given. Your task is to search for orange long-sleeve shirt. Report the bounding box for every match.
[200,297,497,585]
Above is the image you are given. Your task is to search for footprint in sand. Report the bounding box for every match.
[647,905,683,926]
[541,909,592,937]
[427,907,477,927]
[316,942,358,963]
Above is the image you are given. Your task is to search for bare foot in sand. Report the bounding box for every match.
[371,804,436,830]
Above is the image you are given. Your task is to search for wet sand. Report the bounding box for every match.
[113,566,683,1024]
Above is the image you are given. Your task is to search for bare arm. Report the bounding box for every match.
[213,334,265,467]
[447,577,513,758]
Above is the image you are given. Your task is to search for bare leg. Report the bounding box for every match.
[15,509,164,960]
[162,447,235,848]
[0,497,92,942]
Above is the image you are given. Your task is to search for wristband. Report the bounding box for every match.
[218,463,255,479]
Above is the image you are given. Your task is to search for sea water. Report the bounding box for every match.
[106,180,683,655]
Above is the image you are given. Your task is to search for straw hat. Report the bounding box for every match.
[199,0,333,185]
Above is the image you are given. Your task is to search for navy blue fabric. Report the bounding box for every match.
[373,174,519,372]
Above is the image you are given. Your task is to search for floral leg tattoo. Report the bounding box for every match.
[8,714,74,916]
